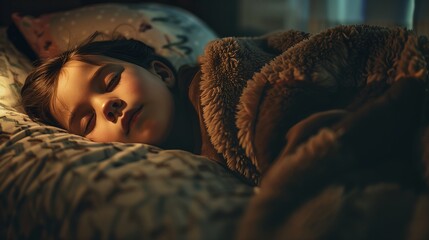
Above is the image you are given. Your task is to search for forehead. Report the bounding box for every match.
[54,55,125,97]
[58,59,98,87]
[57,55,125,87]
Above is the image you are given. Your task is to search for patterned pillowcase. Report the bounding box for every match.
[0,28,33,111]
[11,2,217,70]
[0,102,254,239]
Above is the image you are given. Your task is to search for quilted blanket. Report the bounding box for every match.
[196,24,429,238]
[0,104,255,239]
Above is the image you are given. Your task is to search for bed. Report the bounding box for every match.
[3,2,429,240]
[0,3,255,239]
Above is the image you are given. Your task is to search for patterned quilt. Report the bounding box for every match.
[0,104,254,239]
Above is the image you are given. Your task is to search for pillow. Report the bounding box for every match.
[0,102,254,239]
[11,2,217,70]
[0,28,33,111]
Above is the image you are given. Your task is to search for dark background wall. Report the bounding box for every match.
[1,0,426,38]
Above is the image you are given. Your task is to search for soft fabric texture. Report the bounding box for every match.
[238,78,429,240]
[10,3,217,70]
[195,24,429,185]
[192,24,429,238]
[0,103,254,239]
[0,28,33,111]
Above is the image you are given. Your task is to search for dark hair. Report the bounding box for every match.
[21,33,176,128]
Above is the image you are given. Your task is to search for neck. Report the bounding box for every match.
[160,66,201,152]
[161,98,196,152]
[161,84,200,153]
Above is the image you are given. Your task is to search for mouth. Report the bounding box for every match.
[122,105,143,135]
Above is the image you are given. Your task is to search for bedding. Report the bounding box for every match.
[3,2,429,238]
[192,24,429,239]
[0,103,254,239]
[0,28,33,111]
[196,24,429,184]
[10,2,217,71]
[0,4,253,240]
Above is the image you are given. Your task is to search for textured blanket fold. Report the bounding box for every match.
[197,24,429,185]
[195,24,429,239]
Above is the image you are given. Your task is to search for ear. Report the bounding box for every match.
[150,60,176,88]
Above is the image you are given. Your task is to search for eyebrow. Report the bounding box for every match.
[67,63,113,132]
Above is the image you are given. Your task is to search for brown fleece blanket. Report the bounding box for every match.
[197,25,429,239]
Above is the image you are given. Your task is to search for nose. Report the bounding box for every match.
[102,98,124,122]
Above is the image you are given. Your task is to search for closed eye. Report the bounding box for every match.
[106,72,121,92]
[83,112,95,136]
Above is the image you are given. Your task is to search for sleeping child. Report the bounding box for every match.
[21,25,429,186]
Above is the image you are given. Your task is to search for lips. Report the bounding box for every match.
[121,105,143,135]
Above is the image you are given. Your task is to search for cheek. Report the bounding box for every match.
[120,77,146,96]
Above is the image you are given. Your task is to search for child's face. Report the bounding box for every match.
[51,55,175,145]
